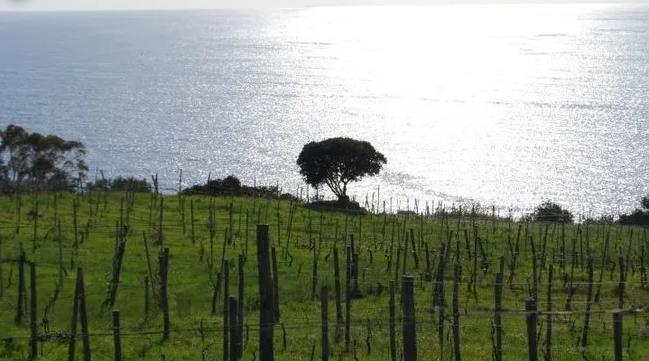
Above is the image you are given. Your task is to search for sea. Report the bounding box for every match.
[1,4,648,216]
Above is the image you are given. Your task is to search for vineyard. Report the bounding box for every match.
[0,190,647,360]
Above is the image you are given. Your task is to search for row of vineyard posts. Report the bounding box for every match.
[2,224,646,360]
[1,187,648,360]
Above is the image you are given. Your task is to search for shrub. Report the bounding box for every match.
[530,201,574,223]
[182,175,298,201]
[617,195,649,225]
[617,210,649,226]
[87,176,152,193]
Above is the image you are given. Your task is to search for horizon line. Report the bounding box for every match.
[0,1,643,14]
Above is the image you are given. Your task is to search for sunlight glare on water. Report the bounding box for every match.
[0,4,647,216]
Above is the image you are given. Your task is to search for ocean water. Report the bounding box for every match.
[0,4,648,216]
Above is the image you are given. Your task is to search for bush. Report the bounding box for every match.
[530,201,574,223]
[617,195,649,225]
[87,176,152,193]
[182,175,298,201]
[642,196,649,211]
[305,198,366,214]
[617,210,649,226]
[584,215,614,225]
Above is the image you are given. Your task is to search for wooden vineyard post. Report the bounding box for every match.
[333,247,343,343]
[525,299,538,361]
[424,243,432,281]
[159,248,170,342]
[237,254,245,357]
[580,257,594,350]
[320,286,329,361]
[271,247,280,321]
[229,297,241,361]
[256,225,274,361]
[389,281,397,361]
[494,268,503,361]
[223,259,230,361]
[452,263,461,361]
[29,262,38,361]
[158,196,164,247]
[66,267,91,361]
[617,256,625,309]
[351,252,360,297]
[58,222,64,288]
[544,265,553,361]
[68,269,81,361]
[394,246,401,283]
[16,243,26,324]
[73,199,79,250]
[312,245,318,300]
[79,268,91,361]
[144,276,150,322]
[613,310,623,361]
[409,228,419,269]
[32,199,38,253]
[402,233,409,275]
[0,234,3,297]
[190,199,195,244]
[402,276,417,361]
[245,210,249,257]
[345,246,352,352]
[112,310,122,361]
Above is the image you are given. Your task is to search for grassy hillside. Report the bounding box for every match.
[0,191,647,360]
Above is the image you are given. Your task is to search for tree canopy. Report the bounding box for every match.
[617,195,649,225]
[296,137,386,202]
[530,201,574,223]
[0,124,87,191]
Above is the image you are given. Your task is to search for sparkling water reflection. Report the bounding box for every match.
[0,4,648,216]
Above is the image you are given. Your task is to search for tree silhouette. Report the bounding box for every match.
[0,124,87,190]
[531,201,574,223]
[297,137,386,202]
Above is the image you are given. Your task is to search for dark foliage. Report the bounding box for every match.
[617,195,649,225]
[296,137,386,203]
[529,201,574,223]
[305,198,366,214]
[583,215,614,225]
[0,157,9,194]
[0,124,87,191]
[182,175,298,201]
[87,176,152,193]
[617,210,649,226]
[642,196,649,211]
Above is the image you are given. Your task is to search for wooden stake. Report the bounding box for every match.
[320,286,329,361]
[256,225,274,361]
[112,310,122,361]
[525,299,538,361]
[401,276,417,361]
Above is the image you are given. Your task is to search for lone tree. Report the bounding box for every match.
[297,137,386,203]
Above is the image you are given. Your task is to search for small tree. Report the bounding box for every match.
[296,137,386,202]
[617,195,649,225]
[641,196,649,211]
[531,201,574,223]
[0,156,9,194]
[0,124,87,190]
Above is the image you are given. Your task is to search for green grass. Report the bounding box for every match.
[0,191,647,360]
